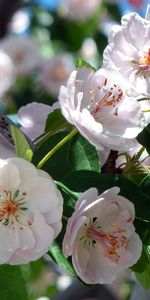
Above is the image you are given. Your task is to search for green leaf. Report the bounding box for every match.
[134,219,150,245]
[33,133,100,180]
[62,170,150,222]
[76,58,96,71]
[45,109,73,137]
[0,265,28,300]
[140,174,150,195]
[136,264,150,289]
[49,242,76,278]
[137,124,150,153]
[33,131,71,179]
[50,7,102,52]
[131,247,149,273]
[69,134,100,172]
[10,125,33,161]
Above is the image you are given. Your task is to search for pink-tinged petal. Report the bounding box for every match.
[7,157,37,182]
[59,85,75,125]
[37,169,52,179]
[116,196,135,220]
[99,186,120,201]
[0,161,20,190]
[103,44,133,69]
[73,244,117,284]
[0,223,20,251]
[74,110,105,151]
[51,220,62,238]
[109,29,137,58]
[21,177,60,213]
[126,233,143,266]
[44,203,63,224]
[18,102,54,140]
[29,213,54,252]
[0,245,13,264]
[63,216,88,257]
[0,222,35,252]
[75,188,98,212]
[97,202,120,230]
[10,214,54,264]
[0,157,63,264]
[16,224,35,250]
[18,102,52,126]
[122,13,149,50]
[72,244,89,278]
[63,186,142,284]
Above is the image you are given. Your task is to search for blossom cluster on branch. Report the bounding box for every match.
[1,4,150,292]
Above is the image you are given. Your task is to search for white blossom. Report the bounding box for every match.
[0,36,40,75]
[59,67,145,152]
[0,158,63,264]
[18,102,59,141]
[58,0,101,21]
[103,6,150,96]
[39,53,74,97]
[0,50,15,96]
[63,187,142,284]
[0,102,59,160]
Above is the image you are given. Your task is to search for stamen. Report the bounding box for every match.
[86,225,127,262]
[90,82,123,116]
[139,48,150,71]
[0,188,29,226]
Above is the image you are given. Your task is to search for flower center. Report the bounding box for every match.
[139,49,150,71]
[0,199,18,217]
[79,216,128,263]
[89,81,123,117]
[87,226,127,263]
[0,188,28,226]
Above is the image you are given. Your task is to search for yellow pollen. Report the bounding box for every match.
[139,49,150,66]
[87,226,127,263]
[0,200,18,217]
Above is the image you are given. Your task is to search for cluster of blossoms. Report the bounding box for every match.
[59,5,150,164]
[58,6,150,283]
[1,5,150,288]
[0,36,74,99]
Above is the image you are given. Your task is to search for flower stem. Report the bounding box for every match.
[134,146,145,161]
[37,129,78,169]
[142,109,150,113]
[138,97,150,102]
